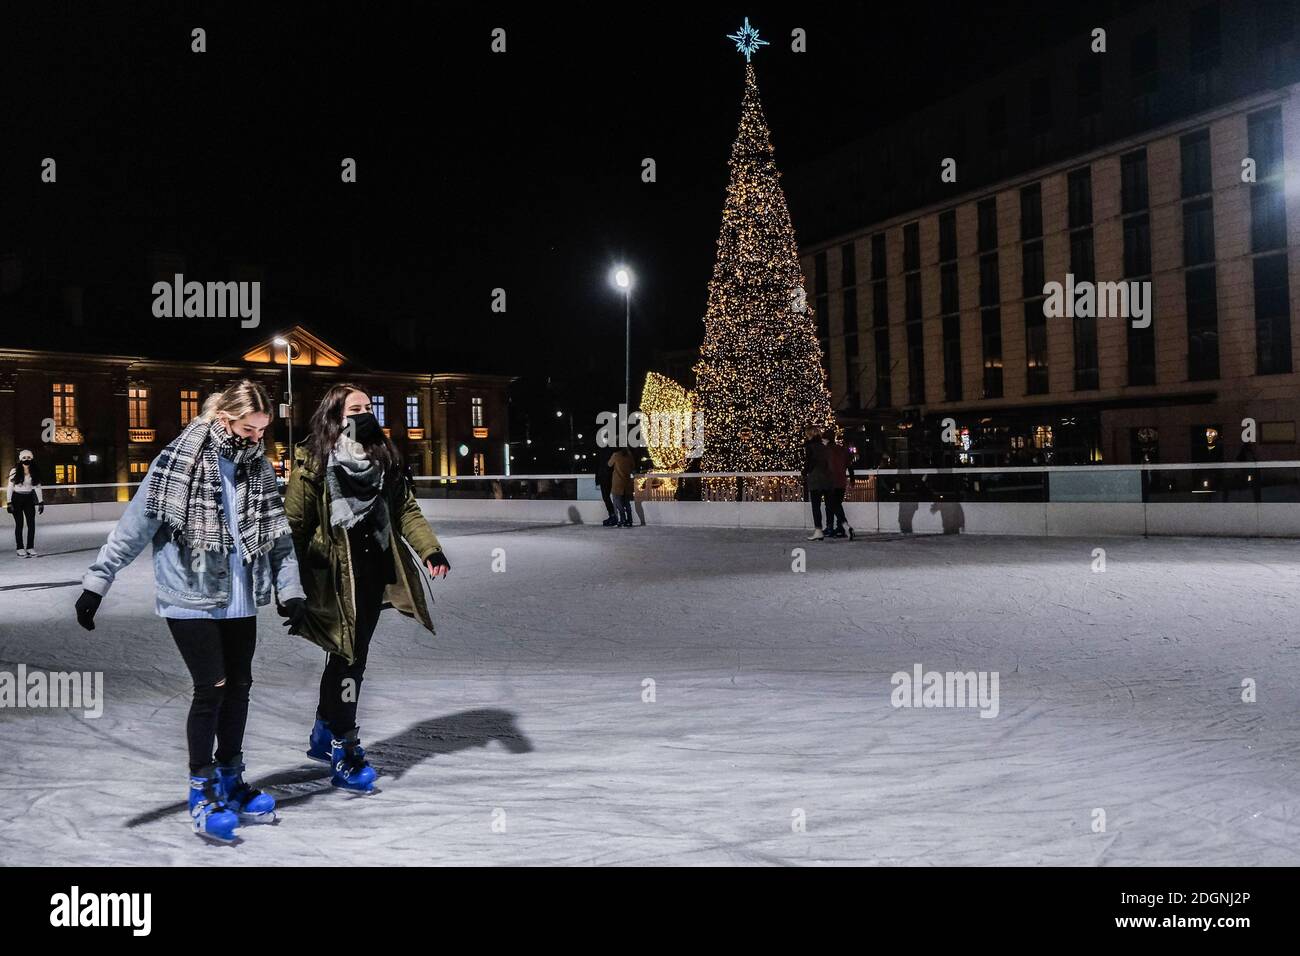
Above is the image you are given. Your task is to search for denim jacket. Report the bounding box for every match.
[83,456,305,611]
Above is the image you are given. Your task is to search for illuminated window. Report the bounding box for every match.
[129,460,150,477]
[406,396,420,428]
[54,464,79,484]
[471,396,484,427]
[52,382,76,427]
[473,452,485,476]
[180,388,200,422]
[129,386,150,428]
[372,395,386,427]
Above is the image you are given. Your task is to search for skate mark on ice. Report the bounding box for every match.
[122,709,531,826]
[0,580,82,592]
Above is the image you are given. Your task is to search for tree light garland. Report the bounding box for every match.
[693,63,835,480]
[639,371,697,473]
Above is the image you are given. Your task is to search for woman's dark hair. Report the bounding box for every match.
[305,383,402,475]
[11,451,42,486]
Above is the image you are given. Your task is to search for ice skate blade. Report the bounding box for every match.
[305,750,331,763]
[194,829,241,846]
[331,782,380,796]
[239,810,279,825]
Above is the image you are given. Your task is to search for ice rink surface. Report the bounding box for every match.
[1,517,1298,866]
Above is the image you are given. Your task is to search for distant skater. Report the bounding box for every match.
[802,426,831,540]
[596,445,617,525]
[6,449,44,557]
[608,447,635,528]
[824,431,854,540]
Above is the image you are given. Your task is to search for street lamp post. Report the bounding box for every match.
[273,335,295,475]
[613,267,632,410]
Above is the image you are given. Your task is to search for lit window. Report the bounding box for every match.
[180,388,200,423]
[471,396,484,427]
[52,382,76,427]
[372,395,386,427]
[54,464,79,484]
[129,386,150,428]
[473,452,485,476]
[406,396,420,428]
[129,460,150,477]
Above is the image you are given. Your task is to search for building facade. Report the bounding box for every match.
[0,326,514,499]
[798,0,1300,467]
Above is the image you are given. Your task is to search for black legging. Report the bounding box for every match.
[827,488,848,531]
[167,617,258,773]
[317,555,388,737]
[809,489,828,530]
[11,492,37,550]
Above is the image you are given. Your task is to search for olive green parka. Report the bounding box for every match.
[284,447,444,664]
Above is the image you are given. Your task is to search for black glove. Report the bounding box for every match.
[75,590,102,631]
[37,503,44,515]
[279,597,308,635]
[426,550,450,578]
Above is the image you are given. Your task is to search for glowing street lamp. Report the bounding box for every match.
[611,266,633,408]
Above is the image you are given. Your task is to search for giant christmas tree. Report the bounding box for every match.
[694,22,835,475]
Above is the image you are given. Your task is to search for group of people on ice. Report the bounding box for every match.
[801,425,855,541]
[595,446,639,527]
[73,379,450,843]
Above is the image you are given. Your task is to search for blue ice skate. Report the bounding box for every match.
[330,728,377,793]
[189,767,240,844]
[215,754,277,824]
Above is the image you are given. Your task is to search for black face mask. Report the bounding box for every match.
[346,412,383,446]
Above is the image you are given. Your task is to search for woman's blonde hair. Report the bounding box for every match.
[804,425,823,440]
[199,379,275,424]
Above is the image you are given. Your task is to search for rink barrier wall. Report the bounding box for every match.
[401,497,1300,537]
[11,466,1300,538]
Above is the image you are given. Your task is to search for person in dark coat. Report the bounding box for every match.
[674,454,702,501]
[595,446,617,526]
[801,426,831,540]
[824,432,854,540]
[608,447,635,528]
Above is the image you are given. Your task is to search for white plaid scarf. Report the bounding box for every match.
[144,418,288,563]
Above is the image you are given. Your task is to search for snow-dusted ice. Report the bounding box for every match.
[2,517,1298,865]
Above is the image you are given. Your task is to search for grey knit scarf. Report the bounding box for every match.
[326,435,391,551]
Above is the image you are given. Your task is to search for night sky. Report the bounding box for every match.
[2,1,1109,421]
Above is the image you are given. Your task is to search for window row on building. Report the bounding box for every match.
[808,100,1295,411]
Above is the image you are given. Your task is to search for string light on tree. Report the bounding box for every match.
[693,19,835,481]
[639,371,696,473]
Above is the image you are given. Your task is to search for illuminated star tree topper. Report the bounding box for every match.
[726,17,769,62]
